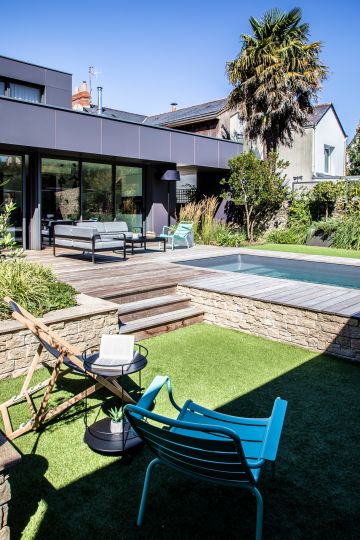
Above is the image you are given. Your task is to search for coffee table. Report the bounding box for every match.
[125,235,167,254]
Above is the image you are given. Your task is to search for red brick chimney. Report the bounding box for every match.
[72,81,91,110]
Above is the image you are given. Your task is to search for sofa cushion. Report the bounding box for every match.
[76,221,105,233]
[103,221,128,233]
[72,239,124,251]
[54,238,74,248]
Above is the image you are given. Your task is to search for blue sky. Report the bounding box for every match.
[2,0,359,137]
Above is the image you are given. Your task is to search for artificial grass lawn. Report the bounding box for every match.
[2,323,359,540]
[247,242,360,259]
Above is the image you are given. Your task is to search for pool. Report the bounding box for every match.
[178,254,360,290]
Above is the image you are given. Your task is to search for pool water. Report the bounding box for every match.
[178,254,360,290]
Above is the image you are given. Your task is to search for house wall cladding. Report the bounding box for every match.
[0,295,119,380]
[177,285,360,362]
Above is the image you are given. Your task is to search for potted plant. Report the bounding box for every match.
[108,406,123,433]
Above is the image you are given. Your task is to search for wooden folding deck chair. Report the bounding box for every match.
[0,296,137,440]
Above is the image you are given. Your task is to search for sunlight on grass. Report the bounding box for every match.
[1,323,359,539]
[247,243,360,259]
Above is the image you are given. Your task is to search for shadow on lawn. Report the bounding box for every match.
[10,353,359,540]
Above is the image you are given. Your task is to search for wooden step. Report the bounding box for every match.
[102,284,177,304]
[120,306,204,340]
[118,294,191,322]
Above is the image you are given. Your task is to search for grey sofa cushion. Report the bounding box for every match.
[103,221,128,233]
[54,238,74,247]
[73,239,124,250]
[76,222,106,233]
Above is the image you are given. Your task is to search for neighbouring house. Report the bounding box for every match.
[142,100,347,188]
[0,55,242,250]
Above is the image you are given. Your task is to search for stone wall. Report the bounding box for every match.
[0,432,21,540]
[178,285,360,362]
[0,294,119,380]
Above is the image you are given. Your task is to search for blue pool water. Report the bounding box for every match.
[178,254,360,290]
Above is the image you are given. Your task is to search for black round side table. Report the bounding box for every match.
[83,345,147,454]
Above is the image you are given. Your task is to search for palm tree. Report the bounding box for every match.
[227,7,328,156]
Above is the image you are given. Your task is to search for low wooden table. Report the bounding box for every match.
[125,235,167,254]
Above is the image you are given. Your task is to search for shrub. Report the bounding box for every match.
[333,214,360,250]
[213,222,246,247]
[267,225,308,245]
[0,260,77,320]
[307,219,340,244]
[288,192,312,227]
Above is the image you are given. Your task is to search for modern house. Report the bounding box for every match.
[0,55,242,250]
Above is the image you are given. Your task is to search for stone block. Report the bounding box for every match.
[0,525,10,540]
[0,480,11,506]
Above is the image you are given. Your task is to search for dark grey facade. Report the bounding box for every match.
[0,56,242,251]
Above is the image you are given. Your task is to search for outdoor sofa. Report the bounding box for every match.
[53,221,138,263]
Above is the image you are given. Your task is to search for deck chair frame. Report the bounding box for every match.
[0,296,135,440]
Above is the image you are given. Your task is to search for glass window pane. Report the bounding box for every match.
[0,81,5,96]
[115,166,143,229]
[41,158,80,220]
[0,154,23,243]
[82,162,113,221]
[9,82,41,103]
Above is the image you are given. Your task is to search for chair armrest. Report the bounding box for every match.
[261,397,288,461]
[162,226,172,234]
[136,375,182,412]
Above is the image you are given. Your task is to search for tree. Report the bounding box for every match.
[226,8,327,156]
[311,181,340,220]
[221,151,288,242]
[348,125,360,175]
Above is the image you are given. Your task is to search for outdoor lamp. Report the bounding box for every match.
[160,169,180,226]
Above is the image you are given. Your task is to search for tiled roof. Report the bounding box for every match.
[143,98,228,126]
[84,104,146,124]
[305,103,332,127]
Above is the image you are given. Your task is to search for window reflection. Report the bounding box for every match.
[82,162,113,221]
[115,166,143,229]
[0,154,23,243]
[42,158,80,220]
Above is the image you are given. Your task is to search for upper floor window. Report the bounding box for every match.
[324,145,334,174]
[0,78,42,103]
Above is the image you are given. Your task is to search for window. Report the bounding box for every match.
[0,154,23,243]
[324,145,334,174]
[82,162,113,220]
[41,158,80,220]
[0,78,42,103]
[115,166,143,229]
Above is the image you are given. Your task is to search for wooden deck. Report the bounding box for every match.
[180,271,360,318]
[27,245,360,318]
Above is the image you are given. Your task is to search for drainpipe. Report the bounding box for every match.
[97,86,103,115]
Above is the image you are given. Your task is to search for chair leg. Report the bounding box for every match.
[252,486,263,540]
[137,458,160,526]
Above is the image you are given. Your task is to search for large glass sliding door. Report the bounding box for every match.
[42,158,80,220]
[0,154,23,243]
[115,166,143,229]
[82,162,113,220]
[40,159,144,231]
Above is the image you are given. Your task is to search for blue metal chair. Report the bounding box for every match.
[124,376,287,539]
[159,221,193,250]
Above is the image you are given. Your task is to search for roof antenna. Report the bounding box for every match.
[88,66,101,97]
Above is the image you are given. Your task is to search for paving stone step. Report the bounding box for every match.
[118,294,191,322]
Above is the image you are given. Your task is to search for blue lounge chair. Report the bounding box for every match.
[124,376,287,539]
[159,221,193,250]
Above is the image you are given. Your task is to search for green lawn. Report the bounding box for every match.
[3,324,359,540]
[247,243,360,259]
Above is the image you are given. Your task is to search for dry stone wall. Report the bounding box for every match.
[178,285,360,361]
[0,294,119,380]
